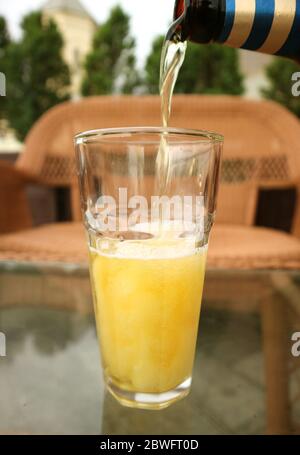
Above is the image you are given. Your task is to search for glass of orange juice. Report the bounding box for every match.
[75,127,223,409]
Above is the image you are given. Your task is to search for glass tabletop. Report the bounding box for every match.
[0,261,299,435]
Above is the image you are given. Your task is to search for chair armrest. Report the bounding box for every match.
[0,161,35,234]
[0,160,37,186]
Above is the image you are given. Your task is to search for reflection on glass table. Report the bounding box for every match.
[0,262,300,435]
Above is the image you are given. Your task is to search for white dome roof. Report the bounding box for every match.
[43,0,93,20]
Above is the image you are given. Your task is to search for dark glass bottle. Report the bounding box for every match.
[174,0,300,59]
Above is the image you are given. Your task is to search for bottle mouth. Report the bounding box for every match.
[174,0,187,20]
[168,0,189,42]
[173,0,224,44]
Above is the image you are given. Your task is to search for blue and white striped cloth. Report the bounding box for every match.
[217,0,300,57]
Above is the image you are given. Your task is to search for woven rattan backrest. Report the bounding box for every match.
[16,95,300,230]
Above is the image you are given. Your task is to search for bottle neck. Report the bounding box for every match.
[174,0,225,43]
[174,0,300,59]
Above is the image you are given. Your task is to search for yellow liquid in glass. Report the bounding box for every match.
[90,234,206,394]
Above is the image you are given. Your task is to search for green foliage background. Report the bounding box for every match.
[81,6,140,96]
[3,12,70,141]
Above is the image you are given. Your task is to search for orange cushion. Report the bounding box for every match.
[209,224,300,269]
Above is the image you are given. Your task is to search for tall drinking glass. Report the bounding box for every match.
[75,127,223,410]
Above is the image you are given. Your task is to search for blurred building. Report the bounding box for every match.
[0,120,23,156]
[239,50,273,100]
[43,0,97,99]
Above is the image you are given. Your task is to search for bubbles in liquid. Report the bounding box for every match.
[88,219,206,261]
[104,231,154,241]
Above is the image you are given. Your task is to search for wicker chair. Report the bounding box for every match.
[1,95,300,434]
[1,95,300,268]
